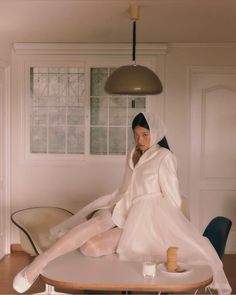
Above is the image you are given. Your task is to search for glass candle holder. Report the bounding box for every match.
[142,261,156,277]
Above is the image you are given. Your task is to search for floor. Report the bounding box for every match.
[0,251,235,294]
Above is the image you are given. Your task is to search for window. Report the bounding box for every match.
[13,43,166,161]
[30,66,85,154]
[30,66,146,156]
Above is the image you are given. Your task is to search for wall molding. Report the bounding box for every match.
[12,43,168,56]
[170,42,236,48]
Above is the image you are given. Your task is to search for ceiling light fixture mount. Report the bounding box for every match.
[104,4,163,95]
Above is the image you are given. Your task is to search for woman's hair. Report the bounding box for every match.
[132,112,149,130]
[132,112,170,150]
[158,136,170,150]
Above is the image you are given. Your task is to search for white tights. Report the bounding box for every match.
[24,209,121,284]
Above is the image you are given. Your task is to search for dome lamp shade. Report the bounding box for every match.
[104,4,163,95]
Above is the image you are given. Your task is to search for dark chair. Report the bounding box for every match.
[11,207,73,256]
[203,216,232,261]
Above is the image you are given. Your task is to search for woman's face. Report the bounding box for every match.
[133,126,151,152]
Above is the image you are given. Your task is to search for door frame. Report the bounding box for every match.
[189,66,236,253]
[0,60,11,257]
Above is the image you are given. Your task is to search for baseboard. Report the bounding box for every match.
[225,251,236,255]
[11,243,24,253]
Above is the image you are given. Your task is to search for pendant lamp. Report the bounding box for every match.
[104,4,163,95]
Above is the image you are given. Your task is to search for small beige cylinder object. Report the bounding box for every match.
[167,246,178,272]
[129,4,140,20]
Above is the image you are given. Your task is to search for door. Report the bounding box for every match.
[0,63,10,258]
[190,67,236,253]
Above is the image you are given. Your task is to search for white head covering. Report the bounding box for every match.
[133,112,167,147]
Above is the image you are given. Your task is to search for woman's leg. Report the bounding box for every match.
[13,210,115,291]
[80,226,122,257]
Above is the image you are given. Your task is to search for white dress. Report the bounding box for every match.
[50,111,231,295]
[112,145,231,295]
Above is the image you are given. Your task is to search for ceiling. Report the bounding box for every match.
[1,0,236,45]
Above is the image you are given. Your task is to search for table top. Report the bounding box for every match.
[40,251,213,292]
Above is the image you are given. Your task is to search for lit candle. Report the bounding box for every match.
[142,261,156,277]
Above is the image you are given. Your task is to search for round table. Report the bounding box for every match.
[40,250,213,293]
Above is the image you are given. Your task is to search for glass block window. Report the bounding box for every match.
[90,68,146,155]
[30,67,85,154]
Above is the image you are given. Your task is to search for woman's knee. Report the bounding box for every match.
[92,213,114,231]
[80,237,104,257]
[80,227,121,257]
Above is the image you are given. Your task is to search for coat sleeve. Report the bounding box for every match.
[158,152,182,209]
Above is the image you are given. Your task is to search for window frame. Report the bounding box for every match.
[12,43,166,165]
[29,63,86,155]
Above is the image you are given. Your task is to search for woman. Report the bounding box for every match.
[13,112,231,295]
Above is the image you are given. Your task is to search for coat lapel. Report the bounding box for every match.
[129,145,161,169]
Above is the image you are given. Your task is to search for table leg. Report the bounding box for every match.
[32,284,70,295]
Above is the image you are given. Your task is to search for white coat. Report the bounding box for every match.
[50,113,231,295]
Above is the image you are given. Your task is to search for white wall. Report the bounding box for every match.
[6,42,236,251]
[0,43,11,63]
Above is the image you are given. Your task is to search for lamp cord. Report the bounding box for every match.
[132,20,136,65]
[132,20,136,108]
